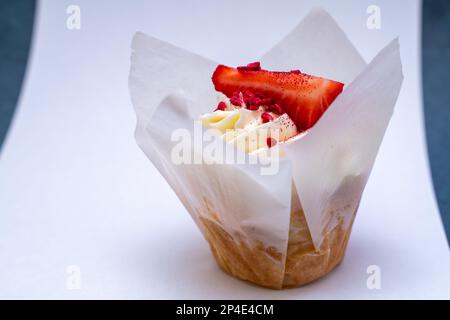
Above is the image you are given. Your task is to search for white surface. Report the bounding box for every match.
[0,0,449,299]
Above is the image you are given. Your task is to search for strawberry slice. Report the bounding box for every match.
[212,64,344,131]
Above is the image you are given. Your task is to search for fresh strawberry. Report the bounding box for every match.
[212,64,344,130]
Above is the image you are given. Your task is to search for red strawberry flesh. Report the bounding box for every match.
[212,64,344,131]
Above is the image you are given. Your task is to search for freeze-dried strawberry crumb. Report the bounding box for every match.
[266,137,277,148]
[230,96,242,106]
[227,89,286,117]
[290,69,301,74]
[248,96,261,106]
[261,112,273,123]
[243,90,254,99]
[214,101,227,111]
[230,91,242,106]
[237,61,261,71]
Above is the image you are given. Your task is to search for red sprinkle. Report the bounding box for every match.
[246,61,261,70]
[237,61,261,71]
[230,90,281,114]
[230,91,242,106]
[266,137,277,148]
[261,112,273,123]
[248,96,261,106]
[243,90,254,99]
[214,101,227,111]
[242,90,252,104]
[290,69,301,74]
[230,96,242,106]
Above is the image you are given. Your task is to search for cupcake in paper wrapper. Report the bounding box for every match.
[128,9,403,289]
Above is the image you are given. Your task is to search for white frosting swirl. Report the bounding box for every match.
[200,98,299,153]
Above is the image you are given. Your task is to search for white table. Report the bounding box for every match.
[0,0,449,299]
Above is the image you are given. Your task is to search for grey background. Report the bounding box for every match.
[0,1,34,150]
[0,0,449,241]
[422,0,450,239]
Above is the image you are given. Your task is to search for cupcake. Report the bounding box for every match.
[129,8,403,290]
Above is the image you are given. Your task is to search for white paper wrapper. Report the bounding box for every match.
[129,8,403,287]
